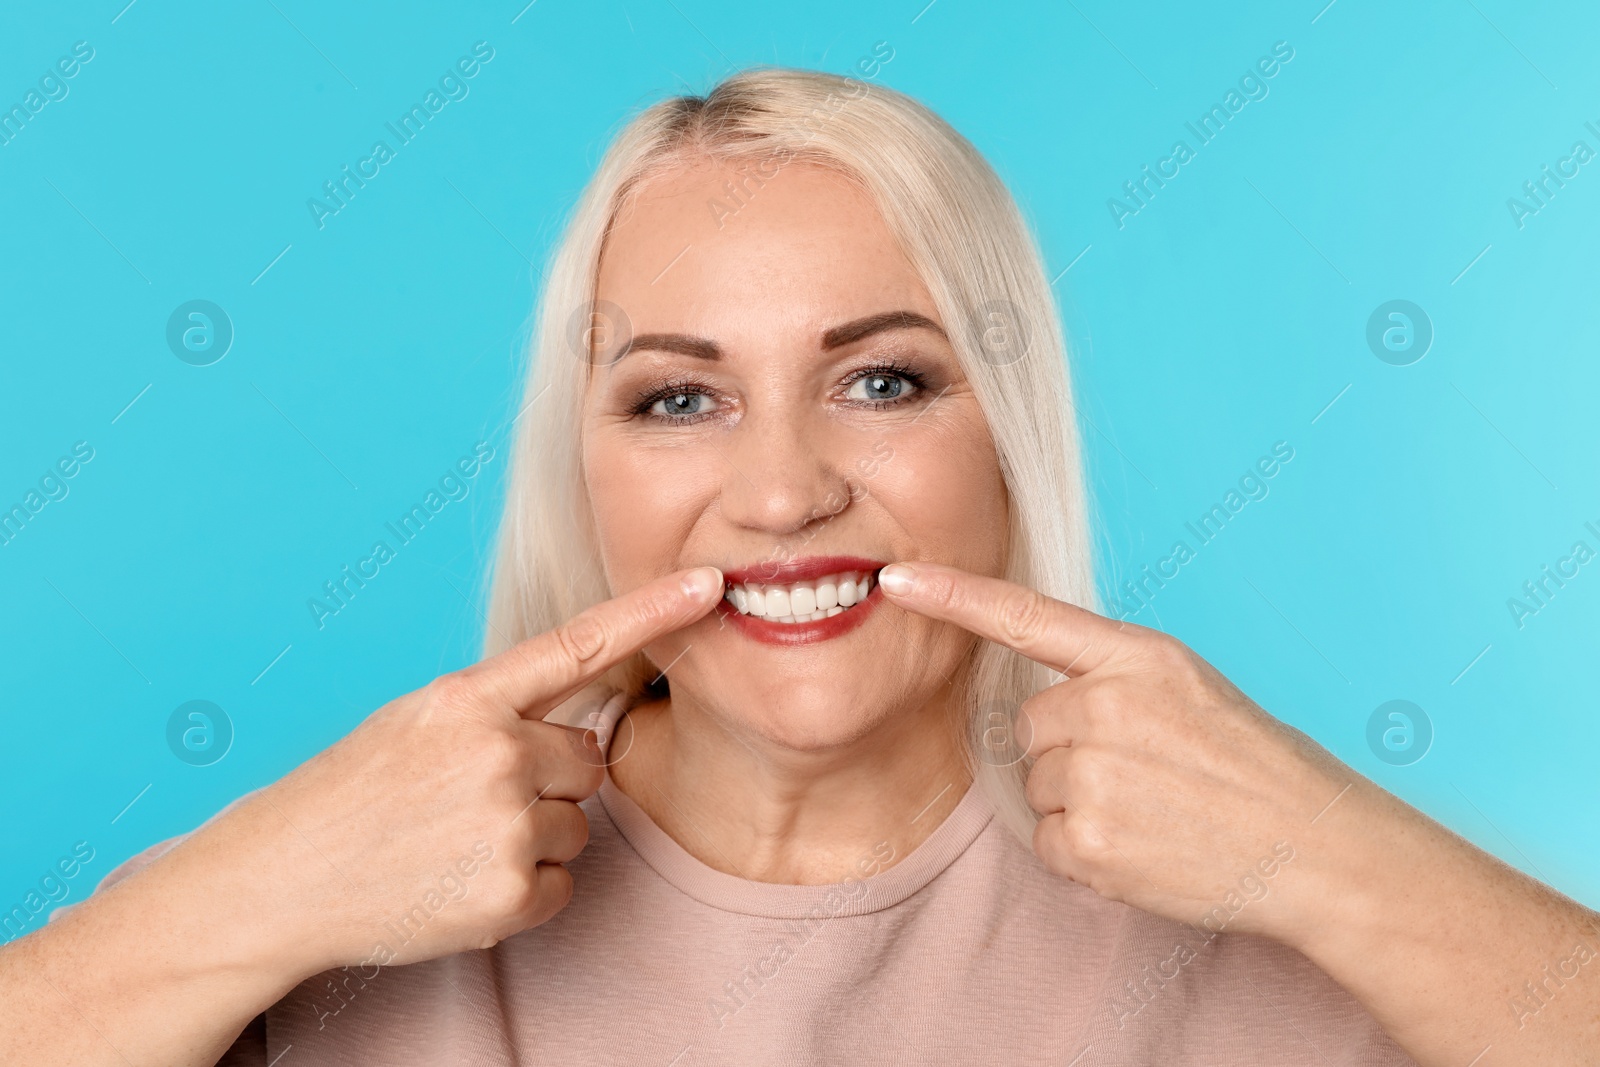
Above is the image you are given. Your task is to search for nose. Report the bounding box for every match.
[716,403,855,540]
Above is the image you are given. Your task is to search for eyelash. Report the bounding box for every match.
[632,374,723,425]
[630,361,929,423]
[839,360,928,409]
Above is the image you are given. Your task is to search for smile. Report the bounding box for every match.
[714,556,885,646]
[723,569,876,623]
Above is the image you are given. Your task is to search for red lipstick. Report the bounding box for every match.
[714,555,886,647]
[715,582,883,646]
[720,554,885,586]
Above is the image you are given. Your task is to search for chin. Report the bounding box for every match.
[689,669,896,753]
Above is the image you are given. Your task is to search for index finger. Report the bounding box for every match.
[464,566,723,717]
[876,561,1131,676]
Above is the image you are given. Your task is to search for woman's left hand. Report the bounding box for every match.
[876,559,1355,943]
[880,561,1600,1065]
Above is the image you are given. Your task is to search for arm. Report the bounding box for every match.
[0,565,723,1066]
[0,796,333,1066]
[1287,774,1600,1064]
[877,560,1600,1066]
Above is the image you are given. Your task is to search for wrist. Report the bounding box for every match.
[138,791,348,998]
[1275,777,1436,967]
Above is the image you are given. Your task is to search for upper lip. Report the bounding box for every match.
[720,554,886,585]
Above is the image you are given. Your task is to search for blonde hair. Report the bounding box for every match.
[482,67,1096,846]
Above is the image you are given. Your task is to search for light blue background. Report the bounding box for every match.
[3,0,1597,937]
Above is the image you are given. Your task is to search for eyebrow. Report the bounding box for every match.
[609,309,946,364]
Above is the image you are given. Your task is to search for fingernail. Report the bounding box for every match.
[878,564,916,596]
[681,566,724,600]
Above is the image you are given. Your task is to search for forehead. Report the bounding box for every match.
[595,157,937,340]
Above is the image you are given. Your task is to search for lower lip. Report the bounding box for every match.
[714,582,883,646]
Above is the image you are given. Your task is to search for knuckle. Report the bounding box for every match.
[1077,683,1120,724]
[486,866,539,918]
[1024,687,1062,729]
[499,814,537,860]
[1148,632,1192,672]
[1061,812,1103,856]
[1017,691,1049,723]
[927,570,962,611]
[532,724,592,775]
[514,869,550,918]
[426,673,479,711]
[999,588,1052,646]
[555,612,609,665]
[631,587,676,629]
[505,639,546,685]
[1017,692,1057,747]
[548,731,605,787]
[479,730,524,779]
[543,804,590,858]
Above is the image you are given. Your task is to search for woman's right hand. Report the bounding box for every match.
[236,564,725,973]
[0,566,723,1067]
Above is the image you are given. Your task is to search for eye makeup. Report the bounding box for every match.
[620,354,941,427]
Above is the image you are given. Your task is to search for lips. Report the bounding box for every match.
[713,555,886,647]
[720,555,886,585]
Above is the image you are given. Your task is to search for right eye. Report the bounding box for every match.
[648,391,719,418]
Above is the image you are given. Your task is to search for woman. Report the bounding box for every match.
[3,68,1595,1066]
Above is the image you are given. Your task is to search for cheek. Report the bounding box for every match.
[583,430,720,588]
[866,424,1008,572]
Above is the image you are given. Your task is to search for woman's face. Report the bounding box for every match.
[582,157,1009,750]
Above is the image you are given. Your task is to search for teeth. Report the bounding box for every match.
[723,570,877,625]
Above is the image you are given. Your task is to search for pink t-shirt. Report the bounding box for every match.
[85,721,1417,1066]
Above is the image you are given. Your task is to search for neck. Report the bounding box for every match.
[605,686,973,884]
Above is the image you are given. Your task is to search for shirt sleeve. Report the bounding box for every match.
[1092,909,1421,1065]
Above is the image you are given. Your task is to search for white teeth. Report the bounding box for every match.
[724,569,877,625]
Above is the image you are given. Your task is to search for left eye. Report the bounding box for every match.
[650,391,717,417]
[844,374,913,402]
